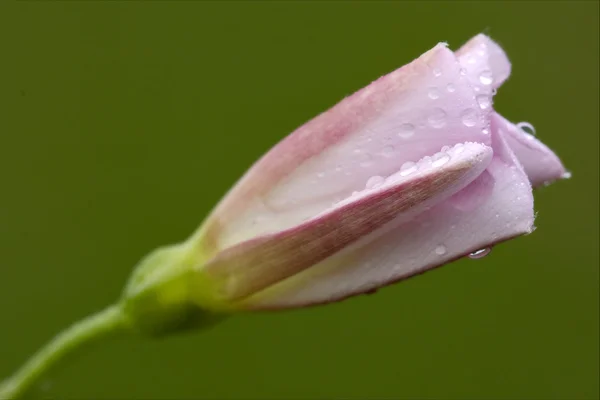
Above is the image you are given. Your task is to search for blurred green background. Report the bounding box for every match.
[1,1,598,399]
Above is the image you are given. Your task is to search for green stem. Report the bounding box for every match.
[0,305,126,400]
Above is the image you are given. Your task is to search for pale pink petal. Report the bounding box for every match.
[202,44,489,251]
[195,143,492,304]
[493,112,568,187]
[456,34,512,90]
[243,128,533,310]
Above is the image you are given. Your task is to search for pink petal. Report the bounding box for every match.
[243,128,533,310]
[195,143,492,304]
[202,43,490,251]
[493,112,568,187]
[456,34,512,90]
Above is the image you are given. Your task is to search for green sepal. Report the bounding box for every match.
[121,242,226,336]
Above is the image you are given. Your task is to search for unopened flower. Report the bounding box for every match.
[0,34,570,399]
[177,34,567,313]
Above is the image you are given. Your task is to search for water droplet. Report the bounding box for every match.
[479,70,493,85]
[491,88,497,95]
[459,68,467,76]
[476,94,491,110]
[428,108,447,128]
[317,172,325,178]
[562,171,572,179]
[432,152,450,167]
[482,127,490,135]
[446,83,456,93]
[468,247,492,259]
[382,145,395,157]
[398,123,415,138]
[418,156,433,170]
[428,87,440,99]
[516,122,536,136]
[335,164,343,172]
[366,175,384,189]
[460,108,478,127]
[441,145,450,152]
[435,245,447,255]
[452,143,465,154]
[433,68,442,77]
[399,161,417,176]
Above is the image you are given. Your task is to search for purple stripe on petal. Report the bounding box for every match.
[199,143,492,302]
[243,133,532,310]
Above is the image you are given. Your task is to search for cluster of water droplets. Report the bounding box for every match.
[314,59,500,193]
[358,143,466,197]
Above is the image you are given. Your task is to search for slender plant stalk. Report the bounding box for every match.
[0,305,126,400]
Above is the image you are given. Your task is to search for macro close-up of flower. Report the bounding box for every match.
[1,2,597,400]
[184,34,567,313]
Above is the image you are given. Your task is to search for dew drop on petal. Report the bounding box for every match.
[446,83,456,93]
[435,245,447,255]
[432,152,450,167]
[452,143,465,155]
[482,127,490,135]
[468,247,492,259]
[516,122,536,136]
[418,156,432,171]
[317,172,325,178]
[433,68,442,77]
[459,68,467,76]
[399,161,417,176]
[382,145,395,157]
[398,123,415,138]
[476,94,491,110]
[479,70,493,85]
[460,108,478,127]
[428,108,447,128]
[428,87,440,100]
[366,175,385,189]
